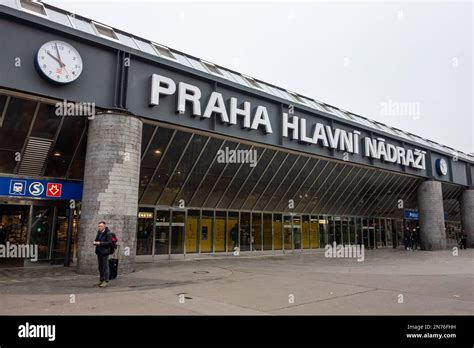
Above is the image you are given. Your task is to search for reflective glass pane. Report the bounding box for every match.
[228,212,239,251]
[70,17,95,34]
[251,212,262,251]
[135,38,157,55]
[215,211,226,252]
[136,208,154,255]
[185,210,199,253]
[241,151,288,210]
[30,206,53,260]
[171,211,185,254]
[44,116,86,178]
[273,214,282,250]
[253,154,298,211]
[201,210,213,253]
[140,124,156,156]
[178,137,224,206]
[158,134,208,206]
[263,213,272,251]
[67,134,86,180]
[141,131,191,205]
[0,148,16,173]
[283,215,292,250]
[116,33,139,49]
[189,141,239,207]
[30,103,61,139]
[202,143,251,208]
[155,211,169,255]
[267,156,308,212]
[0,97,36,151]
[318,216,328,247]
[310,216,320,248]
[218,146,257,209]
[302,215,310,249]
[239,212,250,252]
[293,215,302,249]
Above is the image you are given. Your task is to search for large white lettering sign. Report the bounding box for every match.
[150,74,426,170]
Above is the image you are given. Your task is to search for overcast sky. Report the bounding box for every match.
[47,0,473,154]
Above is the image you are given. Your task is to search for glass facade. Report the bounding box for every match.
[0,93,467,263]
[134,208,404,257]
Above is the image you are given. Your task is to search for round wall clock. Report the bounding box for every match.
[435,158,448,176]
[35,40,83,84]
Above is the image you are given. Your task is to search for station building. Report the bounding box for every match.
[0,1,472,272]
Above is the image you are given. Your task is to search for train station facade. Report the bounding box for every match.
[0,1,473,273]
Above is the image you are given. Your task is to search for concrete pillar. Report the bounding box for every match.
[417,180,446,250]
[77,112,142,274]
[460,189,474,248]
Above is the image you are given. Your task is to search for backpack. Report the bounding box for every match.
[110,232,118,254]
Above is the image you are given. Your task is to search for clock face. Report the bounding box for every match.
[437,158,448,176]
[35,40,83,84]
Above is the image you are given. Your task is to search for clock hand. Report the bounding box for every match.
[63,65,71,79]
[55,43,65,67]
[47,51,63,66]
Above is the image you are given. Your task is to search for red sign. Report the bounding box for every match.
[46,183,62,197]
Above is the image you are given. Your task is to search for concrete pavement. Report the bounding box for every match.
[0,248,473,315]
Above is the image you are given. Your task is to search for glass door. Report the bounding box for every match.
[154,210,170,255]
[283,215,293,250]
[51,206,74,260]
[171,211,185,254]
[30,205,54,260]
[137,208,154,255]
[292,215,302,250]
[0,203,30,266]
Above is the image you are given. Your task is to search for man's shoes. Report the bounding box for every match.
[99,281,109,288]
[95,281,104,286]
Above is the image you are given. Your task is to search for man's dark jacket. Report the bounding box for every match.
[95,227,112,255]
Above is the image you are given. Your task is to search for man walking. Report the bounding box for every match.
[93,221,112,288]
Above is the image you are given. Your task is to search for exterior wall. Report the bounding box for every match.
[460,189,474,247]
[77,113,142,274]
[417,180,446,250]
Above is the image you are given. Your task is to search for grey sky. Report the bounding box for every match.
[48,0,473,154]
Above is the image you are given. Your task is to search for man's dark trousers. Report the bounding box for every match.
[98,254,109,282]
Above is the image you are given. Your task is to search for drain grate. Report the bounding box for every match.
[193,271,210,274]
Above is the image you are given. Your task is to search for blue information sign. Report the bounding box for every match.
[0,176,83,200]
[404,209,448,220]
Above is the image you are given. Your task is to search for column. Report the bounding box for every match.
[460,189,474,248]
[417,180,446,250]
[77,112,142,274]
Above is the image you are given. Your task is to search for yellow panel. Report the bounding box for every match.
[310,222,320,248]
[273,221,282,250]
[201,218,213,252]
[253,220,262,249]
[215,218,226,252]
[302,221,310,249]
[186,218,198,253]
[284,227,292,250]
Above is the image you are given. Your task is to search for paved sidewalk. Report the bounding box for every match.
[0,249,473,315]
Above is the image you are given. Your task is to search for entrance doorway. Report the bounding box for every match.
[0,201,77,265]
[0,204,29,266]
